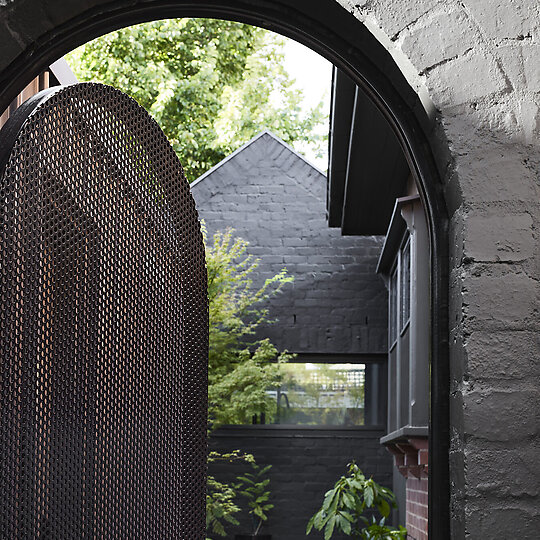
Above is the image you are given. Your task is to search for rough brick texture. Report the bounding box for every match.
[335,1,540,537]
[386,438,429,538]
[406,478,428,540]
[191,131,388,355]
[209,427,393,540]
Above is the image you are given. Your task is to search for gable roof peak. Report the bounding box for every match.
[191,129,325,188]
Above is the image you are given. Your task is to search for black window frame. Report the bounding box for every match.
[238,352,387,429]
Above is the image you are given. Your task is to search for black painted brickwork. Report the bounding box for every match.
[209,427,393,540]
[197,133,393,538]
[191,131,388,355]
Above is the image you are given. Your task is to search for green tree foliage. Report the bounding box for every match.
[203,227,292,538]
[205,227,293,426]
[209,340,287,425]
[67,18,326,180]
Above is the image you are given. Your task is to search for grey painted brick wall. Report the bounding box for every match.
[209,426,393,540]
[335,1,540,535]
[191,131,388,356]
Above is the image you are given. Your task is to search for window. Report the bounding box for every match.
[389,235,410,346]
[272,363,365,425]
[377,195,429,438]
[400,238,410,332]
[389,267,398,347]
[243,358,386,427]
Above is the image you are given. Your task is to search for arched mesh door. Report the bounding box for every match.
[0,83,208,539]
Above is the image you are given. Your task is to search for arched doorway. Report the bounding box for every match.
[0,1,449,537]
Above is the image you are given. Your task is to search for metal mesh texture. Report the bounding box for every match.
[0,83,208,539]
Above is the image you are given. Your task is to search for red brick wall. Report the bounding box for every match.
[384,437,428,540]
[406,477,428,540]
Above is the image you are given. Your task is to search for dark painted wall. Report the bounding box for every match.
[209,426,393,540]
[191,131,388,356]
[197,132,394,538]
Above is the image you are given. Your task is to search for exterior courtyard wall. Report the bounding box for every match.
[192,132,388,356]
[209,426,392,540]
[336,0,540,536]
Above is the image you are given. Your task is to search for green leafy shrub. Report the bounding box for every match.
[207,451,255,538]
[236,462,274,536]
[204,228,292,538]
[205,227,293,427]
[207,476,241,537]
[306,462,407,540]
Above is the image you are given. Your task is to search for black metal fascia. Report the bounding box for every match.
[338,86,410,236]
[327,66,356,227]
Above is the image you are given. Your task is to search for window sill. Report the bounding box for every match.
[379,425,428,445]
[380,427,429,479]
[211,424,387,439]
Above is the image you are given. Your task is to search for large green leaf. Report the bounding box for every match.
[364,486,374,507]
[324,515,337,540]
[306,462,407,539]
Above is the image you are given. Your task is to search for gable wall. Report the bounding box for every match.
[192,133,388,356]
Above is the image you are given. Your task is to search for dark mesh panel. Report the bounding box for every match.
[0,83,208,539]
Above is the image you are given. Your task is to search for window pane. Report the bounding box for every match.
[271,363,365,426]
[389,268,398,345]
[400,239,410,330]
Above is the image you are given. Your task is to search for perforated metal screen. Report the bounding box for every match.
[0,83,208,539]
